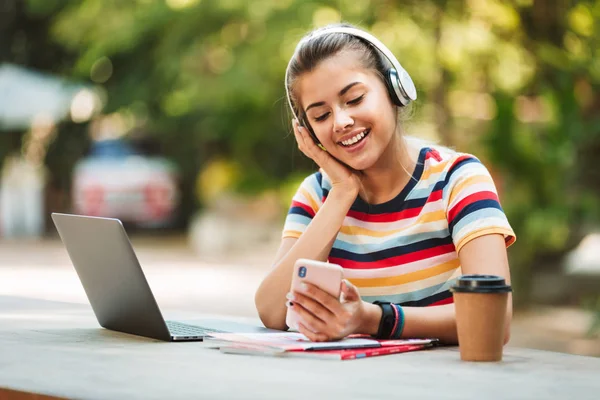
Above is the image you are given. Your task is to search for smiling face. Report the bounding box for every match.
[295,50,398,171]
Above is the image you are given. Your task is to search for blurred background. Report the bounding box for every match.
[0,0,598,356]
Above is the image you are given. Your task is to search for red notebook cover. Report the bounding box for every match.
[219,342,434,360]
[287,343,433,360]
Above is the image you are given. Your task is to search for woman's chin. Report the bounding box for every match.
[342,156,375,172]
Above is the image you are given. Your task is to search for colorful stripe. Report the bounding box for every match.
[282,146,515,307]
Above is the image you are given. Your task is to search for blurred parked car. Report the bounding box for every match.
[72,139,179,228]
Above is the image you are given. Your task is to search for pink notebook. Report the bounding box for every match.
[287,343,434,360]
[219,341,437,361]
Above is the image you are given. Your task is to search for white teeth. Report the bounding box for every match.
[341,130,368,146]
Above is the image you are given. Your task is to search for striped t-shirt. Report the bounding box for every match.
[282,146,516,307]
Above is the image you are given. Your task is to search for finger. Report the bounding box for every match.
[292,120,309,151]
[298,322,329,342]
[294,121,324,157]
[340,279,361,302]
[296,282,344,315]
[294,306,327,335]
[290,292,332,327]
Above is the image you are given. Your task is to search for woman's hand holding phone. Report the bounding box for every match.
[293,119,361,196]
[287,279,366,341]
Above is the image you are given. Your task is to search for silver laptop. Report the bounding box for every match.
[51,213,270,341]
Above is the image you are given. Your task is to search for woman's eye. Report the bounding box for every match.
[348,95,364,105]
[315,113,330,122]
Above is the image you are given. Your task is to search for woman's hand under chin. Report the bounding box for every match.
[287,279,367,341]
[293,119,362,196]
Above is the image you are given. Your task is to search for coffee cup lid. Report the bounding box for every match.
[450,274,512,294]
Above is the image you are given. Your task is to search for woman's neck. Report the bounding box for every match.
[359,135,419,205]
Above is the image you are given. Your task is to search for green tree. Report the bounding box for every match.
[4,0,600,307]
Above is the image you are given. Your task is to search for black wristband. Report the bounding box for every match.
[373,301,396,339]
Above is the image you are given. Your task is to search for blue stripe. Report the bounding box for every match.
[315,171,323,187]
[362,281,447,305]
[407,173,449,201]
[442,158,482,198]
[362,279,456,306]
[329,236,453,262]
[347,148,429,214]
[333,229,450,254]
[287,206,313,219]
[445,157,480,184]
[285,213,313,225]
[450,207,508,237]
[407,186,440,201]
[400,290,453,307]
[448,200,503,235]
[407,157,483,202]
[306,172,324,199]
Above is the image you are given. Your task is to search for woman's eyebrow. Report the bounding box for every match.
[339,81,361,96]
[305,82,363,113]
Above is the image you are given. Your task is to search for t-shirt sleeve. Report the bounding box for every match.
[443,155,516,253]
[282,172,325,239]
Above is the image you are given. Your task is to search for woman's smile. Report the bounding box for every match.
[337,128,371,153]
[297,52,398,171]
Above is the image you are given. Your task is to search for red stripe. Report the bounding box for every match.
[291,200,315,217]
[450,154,473,169]
[427,149,442,162]
[346,207,421,222]
[427,297,454,306]
[428,189,443,202]
[329,244,456,270]
[448,191,498,223]
[345,189,443,223]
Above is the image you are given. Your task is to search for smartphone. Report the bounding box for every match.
[285,258,344,331]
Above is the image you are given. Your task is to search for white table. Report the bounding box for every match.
[1,296,599,400]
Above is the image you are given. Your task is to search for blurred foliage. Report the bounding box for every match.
[3,0,600,305]
[196,158,241,204]
[582,294,600,337]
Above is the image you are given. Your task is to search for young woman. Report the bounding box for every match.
[254,24,516,344]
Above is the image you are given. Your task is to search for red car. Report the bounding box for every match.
[72,139,179,227]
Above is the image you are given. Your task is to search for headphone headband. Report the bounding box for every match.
[285,26,417,123]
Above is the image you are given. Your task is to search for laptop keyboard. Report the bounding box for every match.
[165,321,225,337]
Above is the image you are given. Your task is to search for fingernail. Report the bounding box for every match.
[286,292,295,301]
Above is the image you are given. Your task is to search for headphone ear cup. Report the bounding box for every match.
[384,69,404,107]
[301,116,326,150]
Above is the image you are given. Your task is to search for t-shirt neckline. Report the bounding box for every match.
[351,147,430,213]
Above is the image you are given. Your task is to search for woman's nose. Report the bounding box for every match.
[333,109,354,133]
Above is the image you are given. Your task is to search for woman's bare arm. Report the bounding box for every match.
[254,187,355,330]
[357,234,512,344]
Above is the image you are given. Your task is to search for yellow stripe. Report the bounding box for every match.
[298,187,320,212]
[448,175,493,204]
[282,230,302,239]
[349,258,460,287]
[339,210,446,237]
[357,268,460,296]
[455,227,515,253]
[420,159,451,181]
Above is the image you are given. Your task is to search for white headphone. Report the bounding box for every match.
[285,26,417,130]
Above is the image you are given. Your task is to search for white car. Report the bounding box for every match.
[72,140,179,227]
